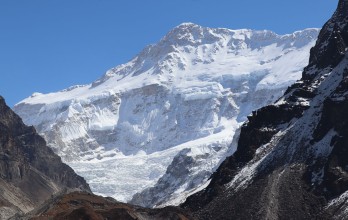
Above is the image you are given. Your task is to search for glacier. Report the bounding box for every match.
[14,23,319,206]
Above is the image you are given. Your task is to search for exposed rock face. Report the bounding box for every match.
[130,148,214,208]
[0,96,90,219]
[20,192,192,220]
[183,0,348,219]
[305,0,348,73]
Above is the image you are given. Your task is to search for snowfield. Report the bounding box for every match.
[14,23,319,207]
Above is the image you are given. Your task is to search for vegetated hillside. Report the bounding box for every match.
[14,23,318,206]
[0,96,90,219]
[183,0,348,219]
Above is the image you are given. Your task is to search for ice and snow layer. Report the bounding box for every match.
[14,23,319,206]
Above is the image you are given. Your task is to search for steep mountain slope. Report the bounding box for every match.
[14,24,319,205]
[183,0,348,219]
[0,96,90,219]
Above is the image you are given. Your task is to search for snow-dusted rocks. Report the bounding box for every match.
[14,23,318,205]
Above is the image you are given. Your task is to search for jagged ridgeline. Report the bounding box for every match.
[183,0,348,219]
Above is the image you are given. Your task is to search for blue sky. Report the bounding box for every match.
[0,0,337,107]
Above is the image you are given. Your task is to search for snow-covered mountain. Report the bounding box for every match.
[14,23,319,206]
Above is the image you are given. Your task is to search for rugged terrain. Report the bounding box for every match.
[14,23,318,206]
[183,0,348,219]
[0,96,90,219]
[21,192,191,220]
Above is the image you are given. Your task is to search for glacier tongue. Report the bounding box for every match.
[14,23,319,205]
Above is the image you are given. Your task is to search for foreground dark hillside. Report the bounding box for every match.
[24,192,192,220]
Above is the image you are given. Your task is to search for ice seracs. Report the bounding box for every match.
[14,23,319,206]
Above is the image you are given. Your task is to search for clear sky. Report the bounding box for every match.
[0,0,338,107]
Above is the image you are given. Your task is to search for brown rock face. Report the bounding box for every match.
[0,96,90,218]
[25,192,192,220]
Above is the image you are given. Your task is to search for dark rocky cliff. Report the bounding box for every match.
[0,96,90,218]
[183,0,348,219]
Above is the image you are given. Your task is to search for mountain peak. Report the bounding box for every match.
[175,22,200,29]
[88,23,320,88]
[161,22,212,46]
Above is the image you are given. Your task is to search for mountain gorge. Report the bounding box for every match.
[14,23,319,207]
[182,0,348,219]
[0,97,90,219]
